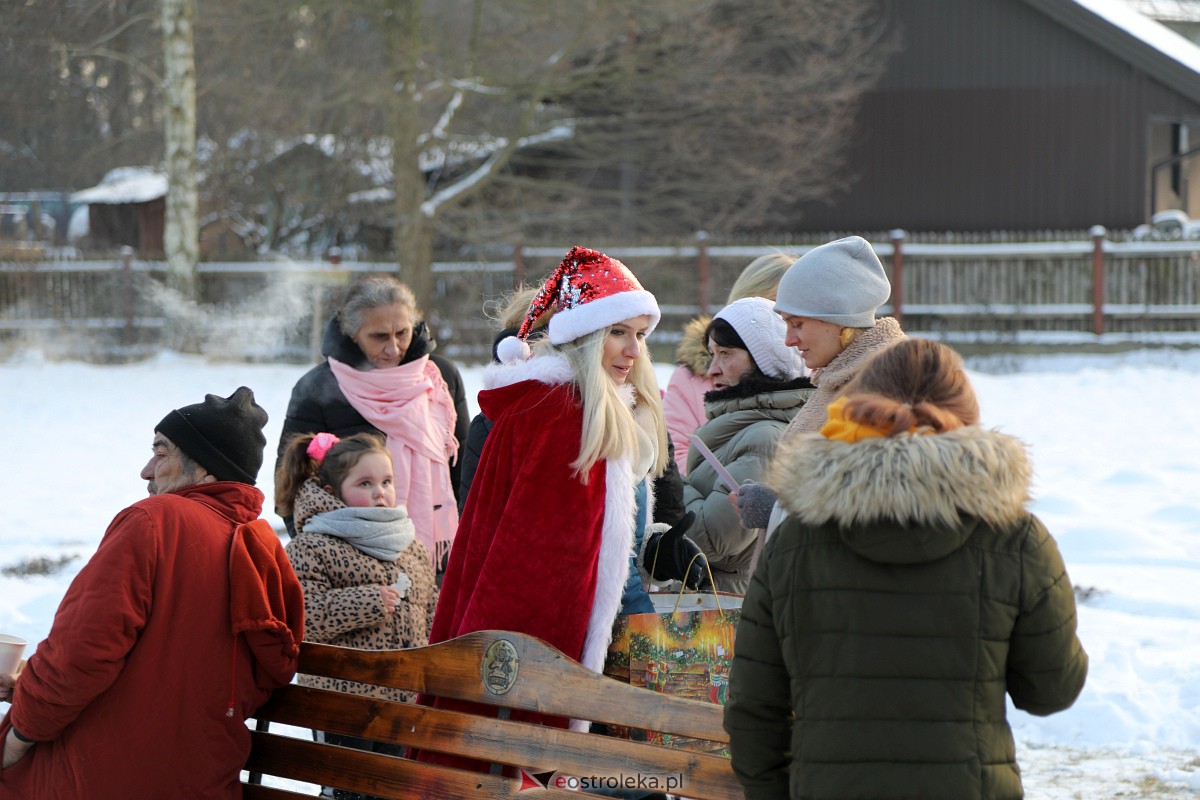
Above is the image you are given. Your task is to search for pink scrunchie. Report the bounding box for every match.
[306,432,340,462]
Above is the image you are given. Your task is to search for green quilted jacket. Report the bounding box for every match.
[724,425,1088,800]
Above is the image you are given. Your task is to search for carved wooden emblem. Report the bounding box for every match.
[482,638,519,696]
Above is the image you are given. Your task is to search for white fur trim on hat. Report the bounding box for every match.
[714,297,805,380]
[773,236,891,328]
[547,290,661,345]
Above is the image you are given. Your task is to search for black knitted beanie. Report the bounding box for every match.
[155,386,268,485]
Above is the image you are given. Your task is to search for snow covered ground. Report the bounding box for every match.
[1,345,1199,797]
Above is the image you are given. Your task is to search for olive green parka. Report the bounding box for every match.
[724,425,1088,800]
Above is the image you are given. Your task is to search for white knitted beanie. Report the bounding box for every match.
[773,236,891,328]
[714,298,805,380]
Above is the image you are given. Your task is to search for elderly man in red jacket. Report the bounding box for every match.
[0,387,305,799]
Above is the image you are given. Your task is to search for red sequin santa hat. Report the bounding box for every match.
[498,245,660,363]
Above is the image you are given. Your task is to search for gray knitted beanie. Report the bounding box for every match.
[713,298,805,380]
[774,236,891,328]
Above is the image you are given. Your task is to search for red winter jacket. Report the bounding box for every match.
[0,482,304,800]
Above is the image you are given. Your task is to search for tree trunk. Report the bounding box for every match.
[162,0,199,302]
[386,0,435,313]
[395,206,435,315]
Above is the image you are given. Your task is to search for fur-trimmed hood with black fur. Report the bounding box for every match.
[768,425,1033,563]
[703,374,813,412]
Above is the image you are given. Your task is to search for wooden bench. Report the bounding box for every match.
[243,630,743,799]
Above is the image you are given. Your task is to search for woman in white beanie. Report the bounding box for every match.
[733,235,907,531]
[663,252,797,476]
[677,297,814,593]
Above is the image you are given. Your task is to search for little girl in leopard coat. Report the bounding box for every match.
[276,431,438,707]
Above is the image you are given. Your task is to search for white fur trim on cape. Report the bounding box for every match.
[482,352,575,390]
[580,454,637,676]
[548,290,661,344]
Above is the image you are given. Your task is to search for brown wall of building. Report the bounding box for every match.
[84,198,165,256]
[792,0,1200,232]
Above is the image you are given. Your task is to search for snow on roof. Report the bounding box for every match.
[1073,0,1200,73]
[1125,0,1200,23]
[70,167,167,205]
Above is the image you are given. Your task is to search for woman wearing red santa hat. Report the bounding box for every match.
[422,245,708,767]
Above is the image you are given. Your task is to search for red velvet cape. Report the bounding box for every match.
[423,358,639,771]
[430,377,608,663]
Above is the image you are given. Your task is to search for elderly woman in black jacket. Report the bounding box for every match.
[277,275,468,570]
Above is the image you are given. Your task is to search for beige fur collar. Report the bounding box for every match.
[674,315,712,377]
[768,425,1032,531]
[810,316,906,390]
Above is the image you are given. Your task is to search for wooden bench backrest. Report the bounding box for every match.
[245,630,743,800]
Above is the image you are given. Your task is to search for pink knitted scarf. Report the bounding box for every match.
[328,355,459,566]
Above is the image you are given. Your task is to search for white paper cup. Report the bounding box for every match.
[0,634,27,676]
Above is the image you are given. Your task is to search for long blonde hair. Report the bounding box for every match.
[551,328,669,482]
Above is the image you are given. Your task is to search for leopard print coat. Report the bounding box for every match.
[286,478,439,702]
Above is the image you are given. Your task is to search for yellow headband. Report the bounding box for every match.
[820,396,932,443]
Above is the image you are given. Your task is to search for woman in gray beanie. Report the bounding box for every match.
[774,235,907,433]
[734,235,906,530]
[677,297,814,593]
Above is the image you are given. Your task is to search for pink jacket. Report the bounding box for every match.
[664,364,712,475]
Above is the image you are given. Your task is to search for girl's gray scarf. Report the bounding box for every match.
[303,506,416,562]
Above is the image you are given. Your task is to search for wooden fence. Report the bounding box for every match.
[2,232,1199,363]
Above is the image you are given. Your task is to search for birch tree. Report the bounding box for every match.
[162,0,199,299]
[5,0,893,296]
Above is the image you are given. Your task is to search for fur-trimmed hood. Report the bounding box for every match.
[674,315,712,377]
[703,374,813,414]
[768,426,1033,564]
